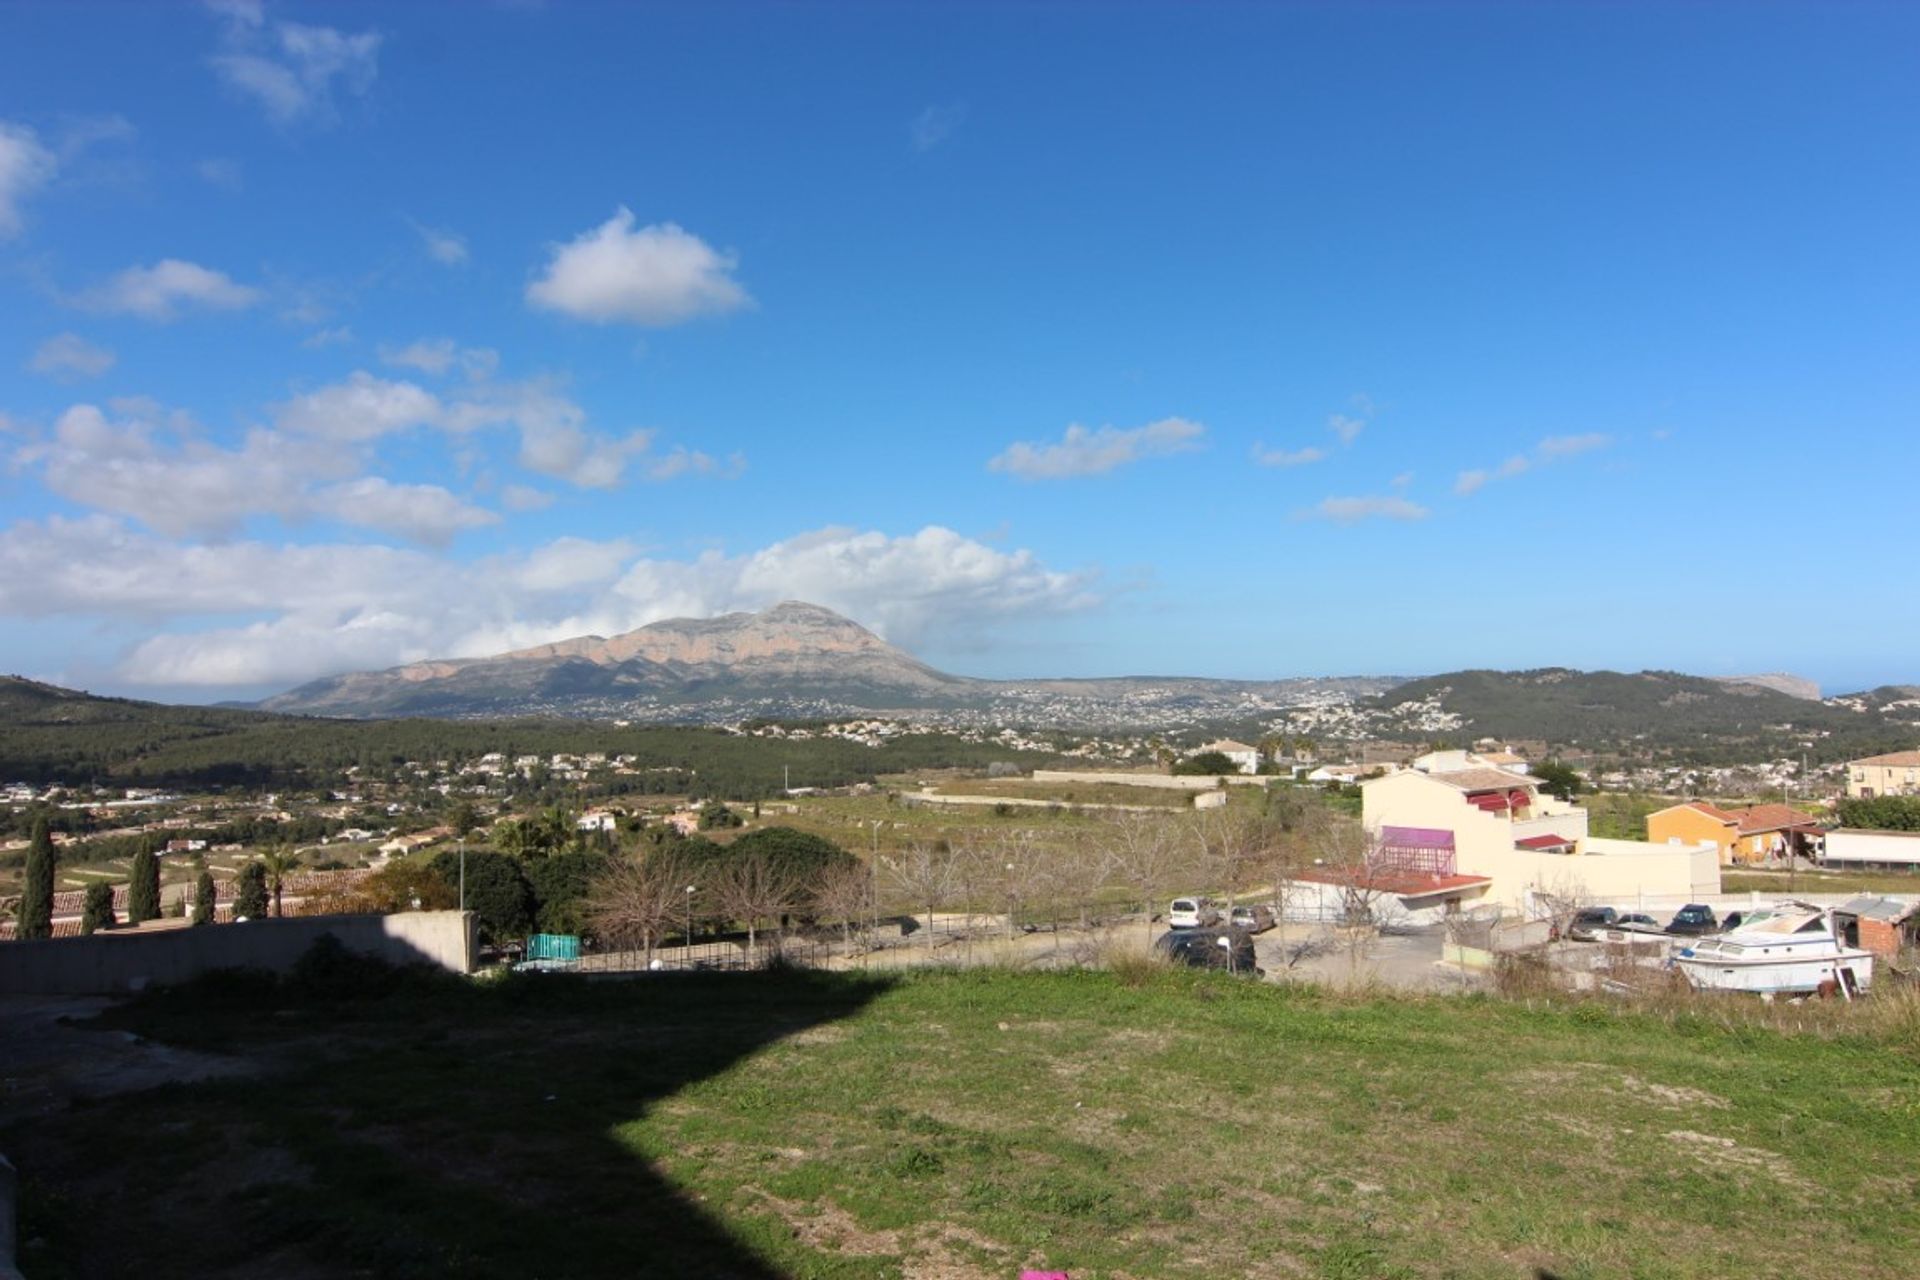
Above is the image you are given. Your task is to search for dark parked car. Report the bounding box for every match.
[1665,904,1719,936]
[1568,906,1618,942]
[1154,927,1262,976]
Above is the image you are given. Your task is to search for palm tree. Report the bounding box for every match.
[259,847,300,919]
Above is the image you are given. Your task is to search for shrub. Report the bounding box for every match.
[80,882,116,934]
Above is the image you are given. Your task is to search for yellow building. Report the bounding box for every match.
[1647,801,1821,865]
[1846,751,1920,799]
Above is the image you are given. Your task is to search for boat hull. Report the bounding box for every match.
[1674,949,1874,995]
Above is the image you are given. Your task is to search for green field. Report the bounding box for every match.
[8,965,1918,1279]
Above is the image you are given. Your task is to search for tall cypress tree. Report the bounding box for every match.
[233,862,269,920]
[192,869,217,926]
[128,839,161,924]
[17,815,56,940]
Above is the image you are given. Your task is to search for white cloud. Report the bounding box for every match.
[1328,412,1366,446]
[197,157,243,190]
[1304,495,1429,523]
[28,403,335,537]
[1251,443,1326,468]
[0,121,58,239]
[0,518,1095,688]
[1455,434,1612,496]
[21,400,501,546]
[1537,432,1611,460]
[73,259,263,321]
[273,371,442,442]
[208,3,382,127]
[526,208,751,326]
[911,103,967,152]
[378,338,457,375]
[989,417,1204,480]
[500,483,554,512]
[315,477,498,546]
[409,219,468,265]
[302,325,354,349]
[28,333,116,380]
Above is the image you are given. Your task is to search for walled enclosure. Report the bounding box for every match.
[0,911,475,996]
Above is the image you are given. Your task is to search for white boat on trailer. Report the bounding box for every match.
[1673,906,1873,996]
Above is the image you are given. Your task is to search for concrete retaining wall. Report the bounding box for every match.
[0,911,474,996]
[1028,769,1269,791]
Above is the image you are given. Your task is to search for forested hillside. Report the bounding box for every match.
[0,677,1056,792]
[1369,668,1920,764]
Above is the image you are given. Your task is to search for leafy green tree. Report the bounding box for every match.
[16,815,56,940]
[1531,759,1586,802]
[192,869,217,926]
[724,827,857,913]
[80,882,116,934]
[1173,751,1236,776]
[1836,795,1920,832]
[233,862,269,920]
[427,849,532,942]
[525,850,611,935]
[698,801,743,830]
[447,800,480,839]
[128,840,161,923]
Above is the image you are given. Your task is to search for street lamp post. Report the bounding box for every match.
[684,884,697,967]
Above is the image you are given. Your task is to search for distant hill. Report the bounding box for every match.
[1367,668,1920,762]
[1709,672,1821,701]
[255,601,1400,725]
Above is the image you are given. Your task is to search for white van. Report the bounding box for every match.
[1168,896,1220,929]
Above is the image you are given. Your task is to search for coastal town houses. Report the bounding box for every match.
[1645,801,1823,865]
[1347,766,1719,916]
[1846,750,1920,798]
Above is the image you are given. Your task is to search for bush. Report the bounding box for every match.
[427,849,532,942]
[1173,751,1236,776]
[80,882,116,934]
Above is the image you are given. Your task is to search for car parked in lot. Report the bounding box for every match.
[1720,910,1745,933]
[1568,906,1618,941]
[1153,927,1261,976]
[1229,904,1275,933]
[1168,896,1220,928]
[1665,904,1719,936]
[1613,912,1664,933]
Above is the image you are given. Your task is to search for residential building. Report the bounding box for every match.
[1357,767,1719,914]
[1192,739,1261,775]
[1411,748,1530,775]
[1646,801,1821,865]
[1845,750,1920,798]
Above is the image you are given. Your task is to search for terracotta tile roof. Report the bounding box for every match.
[1477,751,1528,766]
[1426,767,1536,793]
[1515,833,1576,850]
[1728,803,1819,835]
[1667,800,1741,824]
[1851,750,1920,767]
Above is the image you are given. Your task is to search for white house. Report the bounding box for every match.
[1823,828,1920,871]
[1355,767,1718,915]
[1193,739,1261,775]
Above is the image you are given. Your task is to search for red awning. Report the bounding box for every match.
[1468,792,1511,812]
[1515,834,1574,850]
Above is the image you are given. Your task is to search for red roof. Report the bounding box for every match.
[1515,834,1575,850]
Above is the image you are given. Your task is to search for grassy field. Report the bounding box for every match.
[8,967,1919,1279]
[931,779,1199,809]
[1723,866,1920,896]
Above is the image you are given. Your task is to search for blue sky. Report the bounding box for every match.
[2,1,1917,702]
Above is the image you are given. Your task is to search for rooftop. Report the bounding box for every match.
[1850,750,1920,767]
[1423,767,1537,793]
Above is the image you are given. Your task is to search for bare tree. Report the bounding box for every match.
[811,858,874,959]
[887,840,964,956]
[714,855,802,967]
[1186,803,1276,910]
[587,855,685,968]
[1105,811,1183,940]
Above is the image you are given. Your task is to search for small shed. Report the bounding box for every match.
[1831,896,1919,958]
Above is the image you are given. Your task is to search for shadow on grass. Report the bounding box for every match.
[4,964,896,1279]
